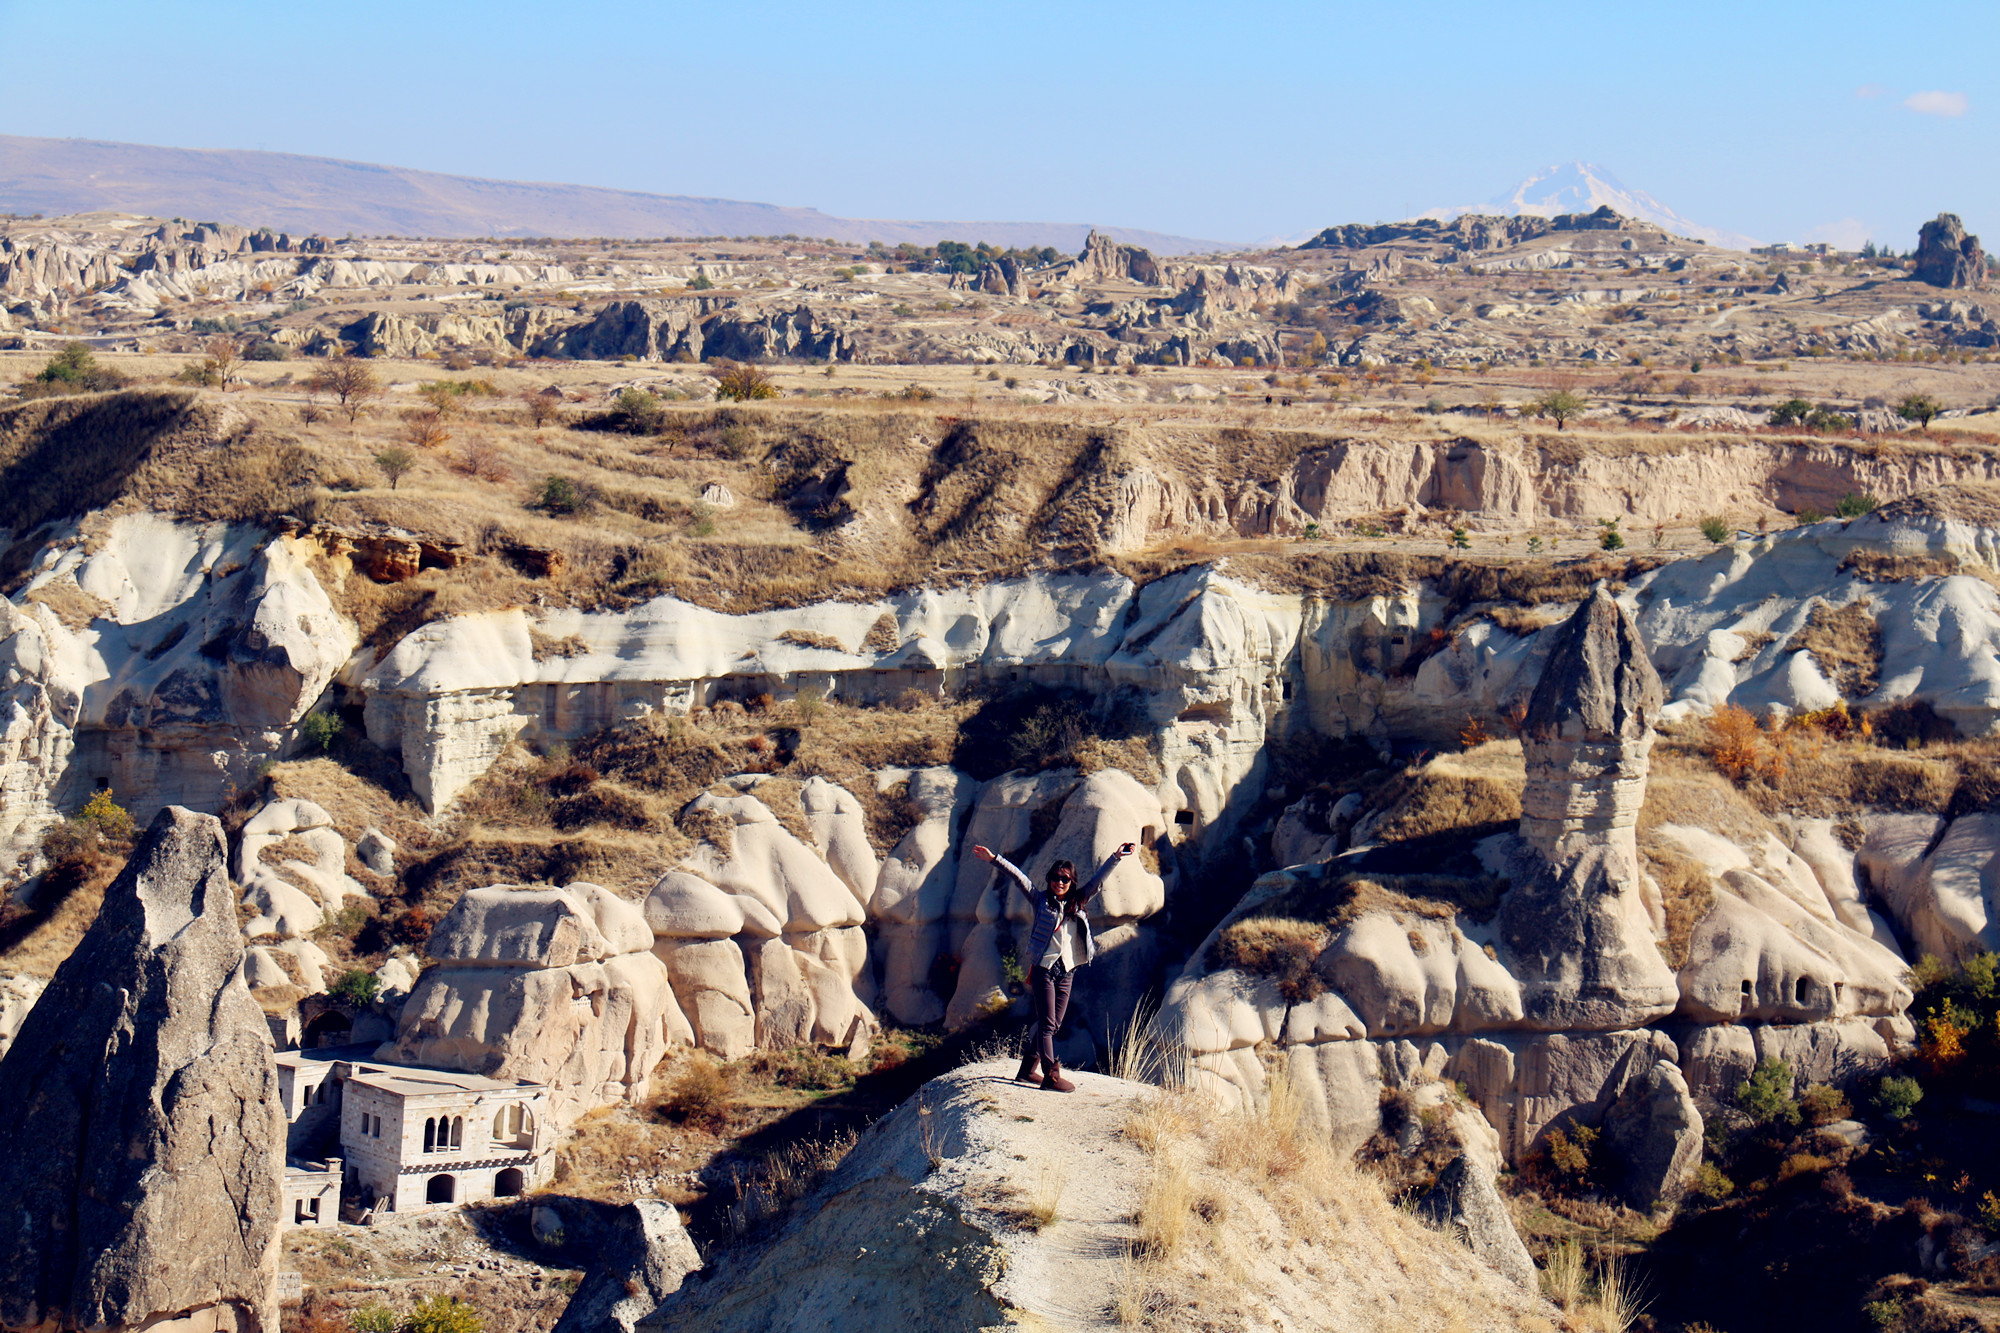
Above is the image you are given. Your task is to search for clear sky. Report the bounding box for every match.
[0,0,1992,248]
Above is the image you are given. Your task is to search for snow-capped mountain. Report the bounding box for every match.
[1421,161,1758,250]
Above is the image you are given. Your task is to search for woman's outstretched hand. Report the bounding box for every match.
[1117,841,1137,857]
[972,844,996,862]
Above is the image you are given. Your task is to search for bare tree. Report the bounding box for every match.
[309,354,383,424]
[402,408,452,450]
[204,336,241,391]
[519,387,562,428]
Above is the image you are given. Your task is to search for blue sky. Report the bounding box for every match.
[0,0,1992,247]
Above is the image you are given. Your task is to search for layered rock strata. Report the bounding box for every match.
[0,806,281,1333]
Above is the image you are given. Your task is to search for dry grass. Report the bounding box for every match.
[1787,599,1882,697]
[1207,917,1328,1001]
[1364,743,1524,843]
[1024,1161,1066,1230]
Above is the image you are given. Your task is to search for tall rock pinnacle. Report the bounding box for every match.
[0,807,282,1333]
[1502,588,1678,1030]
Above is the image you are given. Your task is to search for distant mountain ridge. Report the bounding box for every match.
[0,135,1228,254]
[1420,161,1758,250]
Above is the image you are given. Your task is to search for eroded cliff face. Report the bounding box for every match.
[1,516,355,874]
[1163,592,1914,1207]
[0,806,281,1333]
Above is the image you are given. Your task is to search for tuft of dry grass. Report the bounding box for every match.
[1207,917,1328,1002]
[1786,599,1882,697]
[1024,1161,1065,1230]
[657,1052,733,1127]
[1364,744,1524,844]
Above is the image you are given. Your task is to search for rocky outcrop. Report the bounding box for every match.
[1602,1060,1703,1209]
[0,807,281,1333]
[238,797,370,942]
[380,882,685,1127]
[1,515,357,873]
[1915,213,1987,290]
[1416,1155,1537,1288]
[1066,230,1161,286]
[634,1062,1550,1332]
[550,1199,702,1333]
[1502,588,1679,1030]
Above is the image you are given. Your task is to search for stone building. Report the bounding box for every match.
[272,1045,551,1223]
[340,1062,551,1215]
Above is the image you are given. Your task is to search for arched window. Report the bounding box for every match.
[492,1103,534,1148]
[450,1116,463,1150]
[426,1174,456,1205]
[494,1167,525,1197]
[422,1117,435,1153]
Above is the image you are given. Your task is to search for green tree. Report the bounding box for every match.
[328,968,381,1006]
[1531,388,1586,430]
[374,447,417,491]
[1898,393,1943,431]
[1737,1057,1801,1128]
[1598,518,1625,551]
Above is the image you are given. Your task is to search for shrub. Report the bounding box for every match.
[659,1053,732,1126]
[1690,1161,1735,1200]
[403,408,451,451]
[1705,704,1779,782]
[400,1295,483,1333]
[298,711,342,753]
[1699,516,1730,544]
[714,362,779,401]
[1800,1082,1852,1126]
[1737,1057,1801,1127]
[244,340,287,362]
[539,475,582,515]
[26,342,127,395]
[1599,522,1625,552]
[1795,507,1826,525]
[1835,491,1881,518]
[327,968,381,1006]
[350,1306,398,1333]
[77,788,135,842]
[520,387,563,428]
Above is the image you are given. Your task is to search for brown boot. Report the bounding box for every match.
[1014,1053,1043,1085]
[1041,1059,1075,1093]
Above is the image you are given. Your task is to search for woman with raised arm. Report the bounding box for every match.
[971,838,1137,1092]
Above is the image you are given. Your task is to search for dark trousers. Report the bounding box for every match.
[1027,961,1073,1066]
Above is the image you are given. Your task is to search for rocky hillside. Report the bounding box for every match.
[628,1060,1554,1332]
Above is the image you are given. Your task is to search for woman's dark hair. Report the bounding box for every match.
[1046,859,1076,887]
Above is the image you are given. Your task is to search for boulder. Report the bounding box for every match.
[1415,1155,1537,1289]
[551,1199,703,1333]
[357,825,397,876]
[1602,1061,1704,1209]
[1915,214,1987,290]
[700,483,737,509]
[0,807,281,1333]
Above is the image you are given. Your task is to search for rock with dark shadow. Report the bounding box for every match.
[0,806,282,1333]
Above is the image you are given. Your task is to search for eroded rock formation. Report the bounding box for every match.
[1916,213,1987,290]
[380,882,682,1127]
[1502,587,1679,1029]
[0,806,281,1333]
